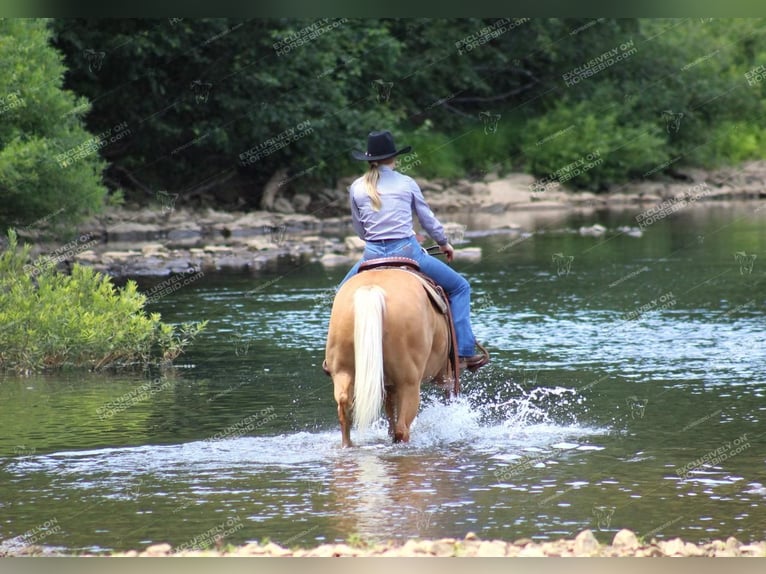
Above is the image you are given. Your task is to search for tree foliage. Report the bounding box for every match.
[1,16,760,224]
[0,229,206,373]
[0,18,107,229]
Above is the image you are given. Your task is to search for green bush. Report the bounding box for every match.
[520,101,668,189]
[0,19,107,230]
[398,114,524,181]
[692,121,766,167]
[0,230,205,373]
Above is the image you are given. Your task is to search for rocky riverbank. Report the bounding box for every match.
[13,162,766,278]
[10,529,763,557]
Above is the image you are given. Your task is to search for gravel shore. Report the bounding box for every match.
[66,530,765,557]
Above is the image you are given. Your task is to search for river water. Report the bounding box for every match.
[1,202,764,554]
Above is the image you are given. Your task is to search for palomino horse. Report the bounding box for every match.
[324,266,456,447]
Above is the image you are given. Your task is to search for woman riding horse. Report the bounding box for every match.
[324,131,489,446]
[340,130,489,371]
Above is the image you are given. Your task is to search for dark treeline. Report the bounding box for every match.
[2,18,765,227]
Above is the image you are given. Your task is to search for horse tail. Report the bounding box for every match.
[352,285,386,430]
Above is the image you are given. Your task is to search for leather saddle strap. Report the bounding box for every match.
[434,283,460,396]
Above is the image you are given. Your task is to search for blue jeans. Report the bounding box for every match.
[340,236,477,356]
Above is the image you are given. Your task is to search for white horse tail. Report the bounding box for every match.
[352,285,386,430]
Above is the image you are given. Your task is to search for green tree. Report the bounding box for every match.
[0,18,107,229]
[50,18,403,208]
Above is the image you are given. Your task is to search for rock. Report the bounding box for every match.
[74,250,99,263]
[570,191,599,204]
[238,542,266,555]
[320,253,354,267]
[262,542,291,556]
[292,193,312,212]
[612,529,640,550]
[684,542,704,556]
[400,539,423,554]
[419,179,444,192]
[464,531,479,541]
[579,223,607,237]
[329,543,356,556]
[106,221,162,242]
[518,545,546,557]
[540,542,561,556]
[273,197,295,214]
[660,537,686,556]
[714,550,738,557]
[144,543,172,556]
[431,540,456,556]
[648,546,666,557]
[101,250,139,261]
[573,529,600,556]
[244,238,275,251]
[725,536,741,552]
[344,236,365,252]
[203,245,232,253]
[739,542,766,556]
[513,537,534,546]
[453,247,481,262]
[455,179,474,194]
[487,175,537,205]
[311,544,337,557]
[141,243,167,256]
[476,540,507,557]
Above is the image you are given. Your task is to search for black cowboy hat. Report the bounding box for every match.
[351,130,412,161]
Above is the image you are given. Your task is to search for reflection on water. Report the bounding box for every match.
[1,203,766,552]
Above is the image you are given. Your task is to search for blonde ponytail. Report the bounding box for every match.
[363,161,382,211]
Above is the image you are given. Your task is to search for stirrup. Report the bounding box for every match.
[460,342,490,372]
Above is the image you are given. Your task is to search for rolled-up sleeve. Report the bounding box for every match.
[409,177,447,245]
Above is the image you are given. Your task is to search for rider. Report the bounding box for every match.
[340,130,489,372]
